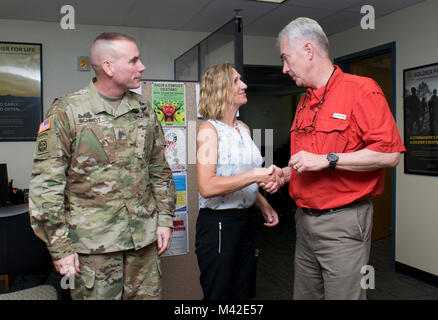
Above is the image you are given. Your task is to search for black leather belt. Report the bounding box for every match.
[301,201,360,217]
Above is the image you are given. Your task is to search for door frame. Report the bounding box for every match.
[334,42,398,269]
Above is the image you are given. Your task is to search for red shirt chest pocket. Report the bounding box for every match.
[312,118,350,154]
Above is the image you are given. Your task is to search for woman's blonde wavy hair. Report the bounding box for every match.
[198,63,235,120]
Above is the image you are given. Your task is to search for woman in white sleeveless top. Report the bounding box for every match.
[196,63,280,300]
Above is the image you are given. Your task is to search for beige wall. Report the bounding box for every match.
[329,0,438,276]
[244,35,279,66]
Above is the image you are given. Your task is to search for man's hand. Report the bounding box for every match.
[157,226,172,256]
[54,253,80,277]
[288,151,327,174]
[270,165,287,187]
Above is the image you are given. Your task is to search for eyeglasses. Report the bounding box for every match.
[293,66,337,133]
[293,95,322,133]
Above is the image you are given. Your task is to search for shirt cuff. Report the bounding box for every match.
[158,213,174,229]
[366,142,406,153]
[48,239,76,261]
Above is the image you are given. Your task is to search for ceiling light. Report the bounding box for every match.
[255,0,287,3]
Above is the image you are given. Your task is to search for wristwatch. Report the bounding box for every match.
[327,152,339,170]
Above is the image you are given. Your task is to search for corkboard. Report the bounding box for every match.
[141,81,202,299]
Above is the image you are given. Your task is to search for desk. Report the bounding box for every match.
[0,203,29,217]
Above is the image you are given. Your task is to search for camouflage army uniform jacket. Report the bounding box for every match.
[29,80,176,261]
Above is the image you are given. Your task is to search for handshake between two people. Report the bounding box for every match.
[256,150,330,193]
[257,150,328,194]
[254,165,286,194]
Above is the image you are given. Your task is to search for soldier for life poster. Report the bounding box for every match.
[152,82,186,126]
[0,42,42,141]
[404,63,438,175]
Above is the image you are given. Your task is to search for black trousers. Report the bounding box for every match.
[195,208,256,300]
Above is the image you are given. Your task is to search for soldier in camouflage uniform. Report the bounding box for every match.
[29,32,176,300]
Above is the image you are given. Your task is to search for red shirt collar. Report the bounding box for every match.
[305,65,343,105]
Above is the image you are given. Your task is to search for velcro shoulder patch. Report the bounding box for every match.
[38,118,51,134]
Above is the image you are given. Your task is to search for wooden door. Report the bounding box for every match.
[351,52,394,241]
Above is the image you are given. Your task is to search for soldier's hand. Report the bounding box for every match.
[156,226,172,256]
[54,253,80,277]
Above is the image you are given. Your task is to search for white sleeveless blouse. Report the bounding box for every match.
[199,119,264,209]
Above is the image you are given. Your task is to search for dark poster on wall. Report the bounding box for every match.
[404,63,438,175]
[0,42,42,141]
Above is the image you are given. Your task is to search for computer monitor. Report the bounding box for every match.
[0,163,10,206]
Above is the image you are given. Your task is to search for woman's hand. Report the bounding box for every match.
[255,193,279,227]
[254,167,281,194]
[253,167,275,184]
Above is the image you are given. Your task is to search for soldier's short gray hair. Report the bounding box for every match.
[277,17,329,56]
[93,32,137,44]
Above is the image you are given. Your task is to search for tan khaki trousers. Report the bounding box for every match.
[293,200,373,300]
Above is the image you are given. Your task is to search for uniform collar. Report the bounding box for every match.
[88,79,143,117]
[305,65,343,105]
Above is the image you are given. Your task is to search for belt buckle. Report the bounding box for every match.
[303,202,359,217]
[305,208,323,216]
[304,208,333,216]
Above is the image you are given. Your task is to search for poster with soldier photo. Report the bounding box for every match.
[0,42,42,141]
[404,63,438,175]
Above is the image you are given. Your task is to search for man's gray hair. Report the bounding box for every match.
[277,17,329,55]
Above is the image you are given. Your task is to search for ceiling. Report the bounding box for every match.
[0,0,425,37]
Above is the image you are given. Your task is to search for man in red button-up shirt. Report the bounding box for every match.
[266,17,405,300]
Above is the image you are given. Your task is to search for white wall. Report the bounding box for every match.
[329,0,438,276]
